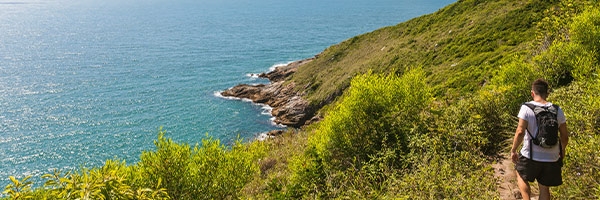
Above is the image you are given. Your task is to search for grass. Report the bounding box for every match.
[289,0,551,106]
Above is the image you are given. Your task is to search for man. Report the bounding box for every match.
[510,78,569,200]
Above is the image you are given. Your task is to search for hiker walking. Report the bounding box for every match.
[510,78,569,200]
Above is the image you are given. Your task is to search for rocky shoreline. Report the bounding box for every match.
[221,58,319,130]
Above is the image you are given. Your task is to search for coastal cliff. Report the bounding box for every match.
[221,58,319,128]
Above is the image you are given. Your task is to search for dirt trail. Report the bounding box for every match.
[493,154,522,199]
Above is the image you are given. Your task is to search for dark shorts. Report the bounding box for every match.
[515,154,563,186]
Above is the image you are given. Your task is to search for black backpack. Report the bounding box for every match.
[523,103,560,149]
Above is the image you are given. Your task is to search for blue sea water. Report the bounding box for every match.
[0,0,455,186]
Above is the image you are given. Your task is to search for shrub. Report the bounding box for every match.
[389,152,498,199]
[135,129,266,199]
[289,68,432,197]
[136,130,193,199]
[188,137,265,199]
[569,6,600,81]
[3,129,266,200]
[555,134,600,199]
[570,6,600,62]
[551,81,600,137]
[37,160,168,200]
[319,68,431,170]
[549,75,600,199]
[2,176,33,200]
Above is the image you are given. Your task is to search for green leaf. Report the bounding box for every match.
[9,176,17,185]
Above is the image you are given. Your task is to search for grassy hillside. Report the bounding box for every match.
[290,0,549,105]
[3,0,600,199]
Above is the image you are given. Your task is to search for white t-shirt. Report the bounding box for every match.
[518,101,566,162]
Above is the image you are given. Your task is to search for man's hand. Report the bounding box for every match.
[511,118,527,164]
[511,151,519,164]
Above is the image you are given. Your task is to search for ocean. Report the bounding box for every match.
[0,0,455,185]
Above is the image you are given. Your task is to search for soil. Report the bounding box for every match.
[494,153,523,200]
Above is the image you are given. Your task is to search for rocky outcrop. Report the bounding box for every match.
[221,58,316,128]
[257,59,305,82]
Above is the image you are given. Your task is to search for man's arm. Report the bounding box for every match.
[559,123,569,158]
[511,118,528,164]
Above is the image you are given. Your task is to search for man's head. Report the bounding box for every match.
[531,78,549,99]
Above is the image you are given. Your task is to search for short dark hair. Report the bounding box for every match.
[532,78,549,99]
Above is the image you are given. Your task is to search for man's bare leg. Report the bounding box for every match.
[517,172,532,200]
[538,183,550,200]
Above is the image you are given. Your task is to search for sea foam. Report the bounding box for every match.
[213,91,286,129]
[269,61,294,72]
[246,61,294,78]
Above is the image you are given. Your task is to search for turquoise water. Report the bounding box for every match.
[0,0,455,185]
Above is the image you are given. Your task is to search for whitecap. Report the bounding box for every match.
[241,98,254,103]
[261,105,273,115]
[245,73,261,79]
[255,132,273,141]
[213,90,239,100]
[214,91,286,128]
[271,117,287,128]
[245,61,294,79]
[269,61,294,72]
[214,90,265,107]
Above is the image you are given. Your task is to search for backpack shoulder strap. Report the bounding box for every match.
[523,102,536,111]
[551,104,562,158]
[551,104,560,113]
[522,103,536,159]
[521,103,536,137]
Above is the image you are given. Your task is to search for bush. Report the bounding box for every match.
[549,70,599,199]
[2,176,33,200]
[532,2,599,85]
[551,81,600,137]
[570,6,600,62]
[136,130,192,199]
[555,134,600,199]
[541,7,600,195]
[2,129,266,200]
[318,68,431,170]
[569,6,600,80]
[189,137,265,199]
[135,129,266,199]
[389,152,498,199]
[39,160,164,200]
[289,68,432,198]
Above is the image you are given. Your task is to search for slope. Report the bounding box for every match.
[288,0,550,106]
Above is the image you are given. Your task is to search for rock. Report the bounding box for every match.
[221,58,317,128]
[272,96,310,126]
[266,130,285,137]
[221,84,265,101]
[513,189,522,199]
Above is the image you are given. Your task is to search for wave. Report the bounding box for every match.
[269,61,295,72]
[245,73,261,79]
[255,132,273,141]
[213,91,286,129]
[213,90,250,102]
[245,61,296,79]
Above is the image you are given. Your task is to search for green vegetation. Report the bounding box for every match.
[291,0,552,105]
[4,0,600,199]
[3,129,267,199]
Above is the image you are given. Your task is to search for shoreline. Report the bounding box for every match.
[220,58,318,130]
[213,91,285,128]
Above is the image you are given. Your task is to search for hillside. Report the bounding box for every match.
[290,1,545,106]
[3,0,599,199]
